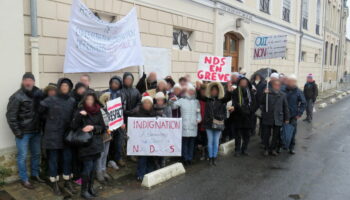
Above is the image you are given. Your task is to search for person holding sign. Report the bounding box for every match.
[71,92,105,199]
[170,84,201,166]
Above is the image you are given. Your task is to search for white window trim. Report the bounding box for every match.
[257,0,272,15]
[281,0,291,23]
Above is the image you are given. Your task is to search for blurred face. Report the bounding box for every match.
[158,82,167,91]
[187,89,195,97]
[110,81,120,91]
[185,75,191,82]
[180,80,187,88]
[200,88,206,97]
[239,79,248,88]
[77,87,86,95]
[174,87,181,96]
[307,77,313,82]
[142,101,153,111]
[286,79,297,88]
[148,72,157,82]
[22,78,35,91]
[85,95,95,107]
[166,83,172,91]
[271,80,281,91]
[80,76,90,87]
[210,87,219,97]
[60,83,70,94]
[156,98,165,105]
[231,75,238,83]
[124,76,133,87]
[47,89,56,97]
[255,75,261,82]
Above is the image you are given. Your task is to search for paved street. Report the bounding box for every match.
[110,96,350,200]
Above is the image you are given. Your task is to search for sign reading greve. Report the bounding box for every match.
[253,35,287,60]
[197,55,232,82]
[106,98,123,131]
[127,117,182,156]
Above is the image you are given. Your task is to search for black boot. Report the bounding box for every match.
[81,176,93,199]
[64,180,78,195]
[208,158,212,166]
[88,173,97,197]
[212,158,217,166]
[51,181,61,196]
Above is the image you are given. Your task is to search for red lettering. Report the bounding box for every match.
[224,74,230,82]
[150,145,155,153]
[169,145,174,153]
[204,56,212,64]
[213,57,220,65]
[209,65,215,72]
[197,70,204,79]
[220,57,226,66]
[254,48,267,58]
[217,73,226,81]
[133,145,139,152]
[204,71,211,80]
[211,72,217,81]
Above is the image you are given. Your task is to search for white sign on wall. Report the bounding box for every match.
[253,35,287,60]
[139,47,172,79]
[127,117,182,156]
[64,0,144,73]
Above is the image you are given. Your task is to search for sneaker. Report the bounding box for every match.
[117,159,126,167]
[74,178,82,186]
[21,181,35,190]
[289,150,296,155]
[271,151,278,156]
[96,171,105,182]
[108,160,119,170]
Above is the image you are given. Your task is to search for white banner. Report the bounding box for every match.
[64,0,144,73]
[139,47,172,79]
[127,117,182,156]
[197,55,232,82]
[253,35,287,60]
[106,98,123,130]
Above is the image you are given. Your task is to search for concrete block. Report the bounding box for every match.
[42,19,68,38]
[141,33,158,47]
[342,92,347,96]
[219,139,235,155]
[43,55,64,72]
[39,37,58,55]
[57,3,71,21]
[319,103,327,109]
[157,36,172,49]
[330,98,336,104]
[149,22,165,35]
[38,0,57,19]
[337,95,343,100]
[140,7,158,21]
[158,11,173,25]
[141,162,185,188]
[172,61,185,72]
[347,90,350,94]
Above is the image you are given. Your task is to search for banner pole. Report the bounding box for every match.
[266,60,271,112]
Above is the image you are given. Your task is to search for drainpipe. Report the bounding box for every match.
[30,0,40,87]
[297,0,304,78]
[320,0,327,92]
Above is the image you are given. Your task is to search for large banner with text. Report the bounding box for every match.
[64,0,144,73]
[197,55,232,82]
[253,35,287,60]
[127,117,182,156]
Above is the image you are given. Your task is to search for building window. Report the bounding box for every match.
[314,54,319,63]
[301,51,306,62]
[316,0,321,35]
[334,45,338,66]
[173,29,192,51]
[330,44,333,65]
[302,0,309,30]
[324,42,328,65]
[260,0,270,14]
[282,0,291,22]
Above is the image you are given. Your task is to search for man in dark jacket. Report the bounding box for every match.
[122,72,141,121]
[303,74,318,122]
[260,80,290,156]
[232,77,256,156]
[282,75,306,154]
[103,76,127,168]
[136,72,157,94]
[6,72,43,189]
[40,78,76,195]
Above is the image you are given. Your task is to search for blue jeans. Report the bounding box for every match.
[15,133,41,182]
[47,148,72,178]
[206,129,222,158]
[82,159,97,177]
[137,156,150,179]
[182,137,195,161]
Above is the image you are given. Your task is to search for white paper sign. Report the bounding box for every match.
[253,35,287,60]
[64,0,144,73]
[139,47,172,79]
[127,117,182,156]
[106,98,123,130]
[197,55,232,82]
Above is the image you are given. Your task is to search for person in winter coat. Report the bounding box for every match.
[154,92,172,118]
[201,82,230,165]
[136,72,157,94]
[144,79,168,98]
[122,72,141,122]
[282,74,306,154]
[95,93,113,183]
[71,82,87,107]
[232,77,256,156]
[6,72,44,189]
[260,80,290,156]
[168,83,182,118]
[196,84,208,160]
[40,78,76,195]
[303,74,318,122]
[130,96,157,181]
[170,84,201,165]
[103,76,127,169]
[71,92,105,199]
[43,83,57,98]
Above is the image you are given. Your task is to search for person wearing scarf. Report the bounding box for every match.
[71,92,105,199]
[232,77,257,156]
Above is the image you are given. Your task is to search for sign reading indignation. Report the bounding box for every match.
[197,55,232,82]
[127,117,182,156]
[106,98,123,131]
[253,35,287,60]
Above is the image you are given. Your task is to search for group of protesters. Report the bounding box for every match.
[6,70,318,199]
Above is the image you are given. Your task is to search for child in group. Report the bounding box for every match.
[171,84,201,166]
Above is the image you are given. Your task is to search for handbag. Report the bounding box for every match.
[210,101,225,131]
[65,129,93,147]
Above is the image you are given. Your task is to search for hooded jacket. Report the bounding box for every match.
[282,86,307,119]
[121,72,141,117]
[103,76,124,100]
[260,89,290,126]
[6,86,43,137]
[202,82,230,130]
[71,92,105,158]
[232,77,257,129]
[40,78,75,149]
[303,81,318,102]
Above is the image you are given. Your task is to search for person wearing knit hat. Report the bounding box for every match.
[270,72,280,80]
[303,73,318,123]
[44,83,57,98]
[22,72,35,81]
[141,95,154,105]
